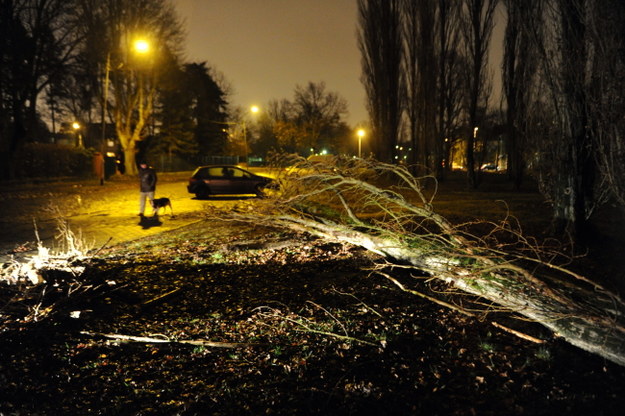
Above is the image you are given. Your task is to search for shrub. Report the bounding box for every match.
[15,143,93,179]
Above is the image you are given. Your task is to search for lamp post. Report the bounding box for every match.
[243,105,260,164]
[357,128,366,158]
[72,122,83,148]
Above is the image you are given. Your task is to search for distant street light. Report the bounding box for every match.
[357,128,366,158]
[243,105,260,163]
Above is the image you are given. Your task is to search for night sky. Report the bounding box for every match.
[174,0,367,125]
[174,0,505,126]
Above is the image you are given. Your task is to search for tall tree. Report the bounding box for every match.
[151,55,196,164]
[358,0,404,163]
[435,0,463,178]
[402,0,437,175]
[502,0,542,189]
[459,0,498,187]
[184,62,229,158]
[529,0,625,237]
[75,0,184,175]
[586,0,625,209]
[0,0,80,179]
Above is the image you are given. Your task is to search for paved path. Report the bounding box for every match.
[0,172,258,264]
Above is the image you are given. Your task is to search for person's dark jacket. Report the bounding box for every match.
[139,166,157,192]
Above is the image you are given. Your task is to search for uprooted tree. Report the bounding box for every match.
[230,156,625,366]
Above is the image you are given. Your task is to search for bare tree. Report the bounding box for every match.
[0,0,81,178]
[292,81,349,154]
[435,0,463,178]
[502,0,542,190]
[585,0,625,209]
[459,0,498,187]
[76,0,184,175]
[527,0,601,237]
[358,0,404,163]
[402,0,437,175]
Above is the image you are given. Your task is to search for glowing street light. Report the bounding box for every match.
[72,122,83,148]
[243,105,260,163]
[134,39,150,54]
[357,128,366,158]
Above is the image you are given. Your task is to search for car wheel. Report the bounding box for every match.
[195,191,209,199]
[255,184,266,198]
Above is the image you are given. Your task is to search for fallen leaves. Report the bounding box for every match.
[1,221,624,415]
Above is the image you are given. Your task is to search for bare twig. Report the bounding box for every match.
[79,331,247,348]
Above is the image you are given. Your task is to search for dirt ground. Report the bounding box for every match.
[1,171,625,415]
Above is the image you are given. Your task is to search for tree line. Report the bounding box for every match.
[0,0,351,178]
[0,0,229,177]
[357,0,625,238]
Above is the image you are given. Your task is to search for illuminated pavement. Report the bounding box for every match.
[67,179,212,249]
[0,171,266,263]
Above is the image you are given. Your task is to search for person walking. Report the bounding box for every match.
[138,161,157,217]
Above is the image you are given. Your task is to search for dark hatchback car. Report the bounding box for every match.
[187,165,273,198]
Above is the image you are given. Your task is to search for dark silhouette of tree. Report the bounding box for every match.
[358,0,404,163]
[292,81,349,155]
[585,0,625,210]
[0,0,80,179]
[401,0,463,178]
[527,0,625,238]
[183,62,229,158]
[403,0,437,175]
[459,0,498,188]
[502,0,542,190]
[435,0,464,178]
[151,55,196,165]
[153,61,229,166]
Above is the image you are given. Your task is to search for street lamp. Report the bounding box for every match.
[243,105,260,163]
[72,122,83,148]
[134,39,150,54]
[357,128,366,158]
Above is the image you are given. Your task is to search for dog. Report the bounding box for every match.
[151,197,173,216]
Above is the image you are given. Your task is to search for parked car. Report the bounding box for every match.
[187,165,274,198]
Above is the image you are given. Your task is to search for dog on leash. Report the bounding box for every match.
[151,197,173,216]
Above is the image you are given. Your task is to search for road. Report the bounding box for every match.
[0,171,269,264]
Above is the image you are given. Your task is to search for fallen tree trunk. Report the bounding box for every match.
[231,157,625,366]
[269,214,625,366]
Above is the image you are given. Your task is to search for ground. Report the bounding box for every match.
[1,171,625,415]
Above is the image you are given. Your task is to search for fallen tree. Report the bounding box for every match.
[229,156,625,366]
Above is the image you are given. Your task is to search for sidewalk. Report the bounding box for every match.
[0,176,238,264]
